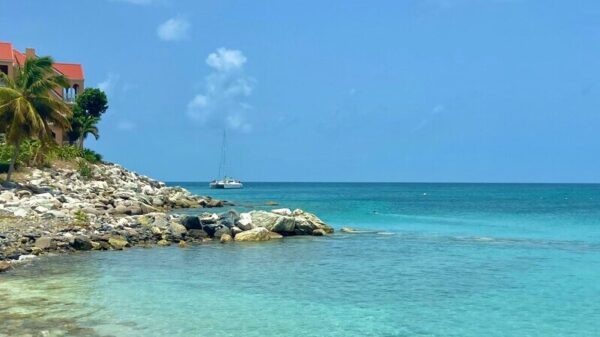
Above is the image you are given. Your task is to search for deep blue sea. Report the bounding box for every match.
[1,183,600,336]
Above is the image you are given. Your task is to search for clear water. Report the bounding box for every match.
[1,183,600,336]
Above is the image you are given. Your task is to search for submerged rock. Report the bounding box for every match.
[220,233,233,243]
[0,261,11,273]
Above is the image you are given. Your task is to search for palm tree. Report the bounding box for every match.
[0,56,71,182]
[74,111,100,149]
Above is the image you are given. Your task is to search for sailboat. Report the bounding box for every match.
[209,130,244,189]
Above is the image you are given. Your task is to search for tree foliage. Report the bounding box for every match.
[0,56,72,181]
[75,88,108,118]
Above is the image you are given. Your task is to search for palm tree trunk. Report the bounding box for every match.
[79,136,84,149]
[6,139,21,183]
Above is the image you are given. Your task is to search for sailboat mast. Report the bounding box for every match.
[217,130,227,179]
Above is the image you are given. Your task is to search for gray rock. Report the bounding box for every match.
[237,212,254,230]
[71,236,93,251]
[180,216,202,230]
[169,222,187,239]
[249,211,280,230]
[234,227,271,242]
[220,233,233,243]
[312,229,326,236]
[187,229,209,239]
[271,216,296,234]
[35,237,56,250]
[213,225,232,239]
[0,261,11,273]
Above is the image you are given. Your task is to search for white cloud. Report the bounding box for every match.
[116,120,136,131]
[206,48,247,71]
[187,48,254,132]
[157,17,190,41]
[97,73,120,95]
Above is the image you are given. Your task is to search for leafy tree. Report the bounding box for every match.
[73,108,100,149]
[0,56,71,182]
[75,88,108,118]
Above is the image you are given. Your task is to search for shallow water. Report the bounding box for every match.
[2,183,600,336]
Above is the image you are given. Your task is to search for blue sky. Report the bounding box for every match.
[2,0,600,182]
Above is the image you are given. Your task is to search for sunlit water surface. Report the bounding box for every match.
[1,183,600,336]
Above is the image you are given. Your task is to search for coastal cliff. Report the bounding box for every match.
[0,162,333,272]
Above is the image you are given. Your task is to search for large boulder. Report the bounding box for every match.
[35,237,56,250]
[187,229,209,239]
[71,236,93,251]
[108,236,129,250]
[249,211,280,230]
[0,261,11,273]
[271,216,296,234]
[169,222,188,239]
[237,212,254,230]
[234,227,271,242]
[180,216,202,230]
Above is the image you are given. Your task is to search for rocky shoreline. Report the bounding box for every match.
[0,163,333,273]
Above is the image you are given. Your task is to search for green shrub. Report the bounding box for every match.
[78,161,92,179]
[82,149,102,163]
[0,162,9,173]
[48,145,83,161]
[73,210,90,226]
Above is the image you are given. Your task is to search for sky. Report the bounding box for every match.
[1,0,600,183]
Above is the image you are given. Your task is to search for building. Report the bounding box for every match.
[0,41,84,144]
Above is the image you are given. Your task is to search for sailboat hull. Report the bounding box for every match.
[209,180,243,189]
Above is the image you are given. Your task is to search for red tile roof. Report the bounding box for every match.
[52,63,84,80]
[13,49,25,66]
[0,41,84,80]
[0,42,14,61]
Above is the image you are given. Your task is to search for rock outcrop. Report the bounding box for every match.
[0,163,227,221]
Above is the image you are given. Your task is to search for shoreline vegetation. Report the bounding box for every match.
[0,161,334,273]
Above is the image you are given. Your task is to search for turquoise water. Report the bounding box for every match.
[2,183,600,336]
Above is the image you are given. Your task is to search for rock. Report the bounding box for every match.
[220,233,233,243]
[231,226,243,237]
[0,191,15,202]
[271,216,296,233]
[71,236,93,251]
[13,208,28,217]
[151,197,164,207]
[199,213,219,224]
[206,199,224,208]
[187,229,209,239]
[295,221,316,235]
[35,237,56,250]
[169,222,187,239]
[234,227,271,242]
[213,225,232,239]
[271,208,292,216]
[0,261,12,273]
[265,201,279,206]
[340,227,354,233]
[108,236,128,250]
[268,232,283,239]
[91,241,102,250]
[249,211,280,230]
[180,216,202,230]
[237,212,254,230]
[178,240,187,248]
[312,229,326,236]
[157,239,170,246]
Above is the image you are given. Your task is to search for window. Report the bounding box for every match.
[0,65,8,75]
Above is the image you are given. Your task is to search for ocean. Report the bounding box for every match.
[1,183,599,336]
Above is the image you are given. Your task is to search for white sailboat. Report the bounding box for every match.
[209,131,243,189]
